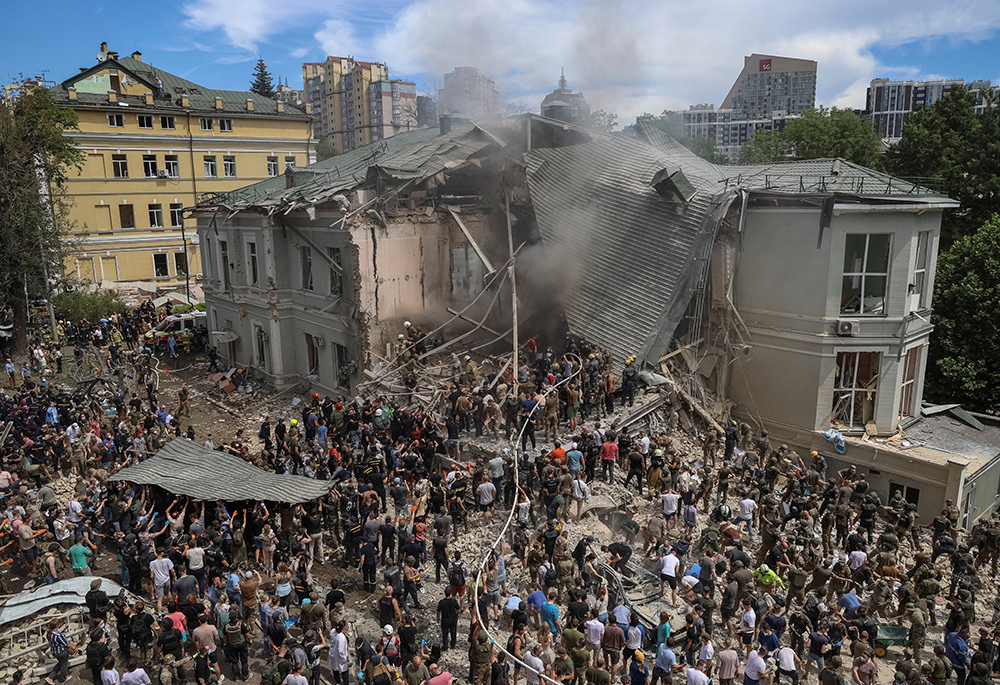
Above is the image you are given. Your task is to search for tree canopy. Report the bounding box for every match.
[0,84,82,352]
[925,214,1000,411]
[316,138,340,162]
[582,109,619,133]
[739,107,884,169]
[886,89,1000,242]
[636,111,728,164]
[250,58,276,98]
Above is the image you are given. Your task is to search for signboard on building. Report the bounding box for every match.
[760,59,772,72]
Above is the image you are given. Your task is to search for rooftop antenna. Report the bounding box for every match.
[558,67,567,90]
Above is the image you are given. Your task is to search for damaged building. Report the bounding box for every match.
[194,114,1000,527]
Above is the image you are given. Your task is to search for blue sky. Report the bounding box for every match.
[4,0,1000,123]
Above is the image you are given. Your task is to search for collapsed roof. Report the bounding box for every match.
[194,114,955,374]
[109,439,333,504]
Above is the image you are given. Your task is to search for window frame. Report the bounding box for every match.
[200,118,214,131]
[160,115,176,130]
[152,252,170,278]
[147,203,164,228]
[107,113,124,127]
[219,240,231,290]
[301,245,313,291]
[305,333,320,376]
[174,251,188,277]
[267,156,279,177]
[219,119,233,132]
[164,155,180,178]
[911,231,931,310]
[137,114,154,129]
[203,155,217,178]
[285,156,296,170]
[223,155,237,178]
[841,233,891,316]
[832,350,882,432]
[898,345,922,423]
[118,203,135,229]
[111,154,129,178]
[328,246,343,297]
[169,203,184,228]
[247,241,259,286]
[142,154,158,178]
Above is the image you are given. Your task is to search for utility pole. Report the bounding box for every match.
[506,187,518,422]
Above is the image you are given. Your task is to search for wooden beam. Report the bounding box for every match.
[445,307,510,340]
[446,206,494,272]
[657,338,704,364]
[282,220,342,272]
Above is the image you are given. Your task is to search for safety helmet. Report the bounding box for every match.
[313,393,319,400]
[404,321,411,328]
[290,419,298,426]
[760,564,770,574]
[464,355,471,361]
[398,334,405,339]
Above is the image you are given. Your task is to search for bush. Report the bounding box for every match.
[53,289,127,322]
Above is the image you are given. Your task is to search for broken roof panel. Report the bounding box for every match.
[108,439,333,504]
[525,134,737,374]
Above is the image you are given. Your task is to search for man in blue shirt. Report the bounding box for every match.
[946,626,971,685]
[566,443,584,477]
[526,588,546,631]
[45,403,60,428]
[653,638,678,685]
[540,590,562,635]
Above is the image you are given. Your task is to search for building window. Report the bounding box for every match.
[220,240,231,290]
[153,253,169,278]
[204,155,217,177]
[160,115,175,129]
[223,155,237,178]
[137,115,153,129]
[248,241,259,286]
[169,203,184,227]
[899,346,921,422]
[148,203,163,227]
[200,118,214,131]
[112,154,129,178]
[304,333,320,376]
[285,156,296,170]
[328,246,343,297]
[889,482,920,507]
[301,245,313,291]
[164,155,180,178]
[267,156,279,177]
[119,204,135,229]
[143,154,158,178]
[912,231,931,310]
[219,119,233,132]
[833,351,881,431]
[174,252,188,276]
[108,113,124,127]
[841,234,890,315]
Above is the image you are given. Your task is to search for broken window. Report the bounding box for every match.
[247,241,259,286]
[911,231,930,310]
[832,351,880,431]
[301,245,313,291]
[255,326,268,370]
[898,346,921,422]
[220,240,231,290]
[889,482,920,507]
[304,333,319,376]
[841,234,890,315]
[328,246,343,297]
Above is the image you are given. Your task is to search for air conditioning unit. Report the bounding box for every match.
[837,320,860,336]
[156,169,168,178]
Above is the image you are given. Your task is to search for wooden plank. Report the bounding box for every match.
[447,206,494,272]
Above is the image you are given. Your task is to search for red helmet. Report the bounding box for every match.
[312,393,319,400]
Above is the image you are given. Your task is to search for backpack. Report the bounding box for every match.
[940,657,953,679]
[449,563,466,587]
[225,621,246,646]
[372,664,393,685]
[262,656,286,685]
[131,613,153,643]
[544,563,558,587]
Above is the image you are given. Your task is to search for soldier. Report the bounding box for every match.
[702,430,718,467]
[819,655,846,685]
[905,602,927,660]
[786,563,808,610]
[544,392,560,442]
[177,383,190,418]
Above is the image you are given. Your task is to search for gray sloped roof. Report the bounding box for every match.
[525,134,738,373]
[108,439,332,504]
[200,121,493,212]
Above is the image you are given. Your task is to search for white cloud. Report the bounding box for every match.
[182,0,1000,121]
[291,47,311,60]
[371,0,1000,121]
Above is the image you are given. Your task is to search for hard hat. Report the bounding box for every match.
[290,419,298,426]
[404,321,411,328]
[398,334,405,339]
[313,393,319,400]
[589,354,595,359]
[760,564,770,574]
[464,355,471,361]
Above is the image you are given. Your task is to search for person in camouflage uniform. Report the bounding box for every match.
[905,602,927,659]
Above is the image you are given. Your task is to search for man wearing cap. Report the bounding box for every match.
[820,656,846,685]
[238,570,261,625]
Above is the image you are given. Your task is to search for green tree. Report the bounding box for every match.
[583,109,619,133]
[250,58,276,97]
[52,288,127,323]
[887,89,1000,242]
[637,111,728,164]
[0,83,82,352]
[739,107,884,169]
[316,138,340,161]
[925,215,1000,411]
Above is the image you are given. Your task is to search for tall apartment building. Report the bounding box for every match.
[301,57,418,152]
[369,79,417,141]
[437,67,500,119]
[866,78,996,142]
[51,43,314,287]
[684,54,817,163]
[540,70,590,125]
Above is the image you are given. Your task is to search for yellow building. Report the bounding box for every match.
[302,57,388,152]
[51,43,314,287]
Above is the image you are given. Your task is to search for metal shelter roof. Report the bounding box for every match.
[108,439,333,504]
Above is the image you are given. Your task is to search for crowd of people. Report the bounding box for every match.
[0,309,998,685]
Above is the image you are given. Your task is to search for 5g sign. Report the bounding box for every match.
[760,59,772,72]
